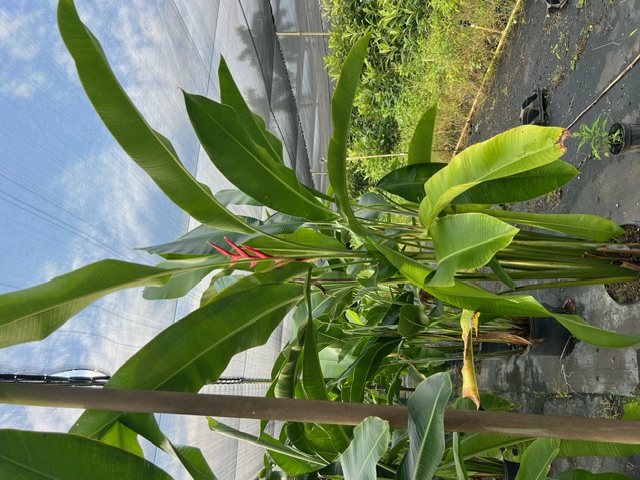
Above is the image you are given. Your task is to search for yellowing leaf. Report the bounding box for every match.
[460,310,481,409]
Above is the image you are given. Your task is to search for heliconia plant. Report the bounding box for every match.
[2,0,640,478]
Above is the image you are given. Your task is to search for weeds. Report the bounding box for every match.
[322,0,517,194]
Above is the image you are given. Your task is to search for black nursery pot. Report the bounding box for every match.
[604,222,640,305]
[503,459,521,480]
[608,123,640,155]
[526,317,573,357]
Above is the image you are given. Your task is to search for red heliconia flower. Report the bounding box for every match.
[208,237,282,268]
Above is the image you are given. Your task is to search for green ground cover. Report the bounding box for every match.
[322,0,516,195]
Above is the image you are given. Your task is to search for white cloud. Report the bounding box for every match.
[0,7,51,98]
[1,70,46,98]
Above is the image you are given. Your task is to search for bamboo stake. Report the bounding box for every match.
[566,50,640,129]
[2,383,640,444]
[453,0,527,156]
[347,152,408,161]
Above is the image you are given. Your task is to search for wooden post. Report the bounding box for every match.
[2,383,640,444]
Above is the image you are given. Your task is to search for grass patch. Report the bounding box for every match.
[322,0,517,196]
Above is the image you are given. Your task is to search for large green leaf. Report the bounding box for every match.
[143,260,215,300]
[208,419,326,475]
[143,214,306,258]
[408,105,438,165]
[57,0,252,234]
[396,372,452,480]
[426,282,640,348]
[208,262,309,303]
[376,163,446,203]
[0,258,231,349]
[70,283,303,439]
[476,209,625,241]
[429,213,519,287]
[340,417,390,480]
[439,434,529,472]
[558,439,640,457]
[374,258,637,350]
[215,189,263,207]
[218,56,283,165]
[373,242,433,287]
[452,432,469,480]
[515,438,560,480]
[0,429,173,479]
[184,92,333,221]
[375,242,640,348]
[419,125,568,228]
[342,338,400,403]
[119,413,216,480]
[318,347,357,378]
[327,34,372,236]
[453,161,578,205]
[99,421,143,457]
[377,161,576,205]
[301,319,352,453]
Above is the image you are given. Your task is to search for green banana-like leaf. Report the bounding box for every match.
[552,469,633,480]
[70,283,303,439]
[57,0,252,234]
[427,282,640,348]
[558,440,640,457]
[453,161,578,205]
[208,418,326,475]
[376,163,446,203]
[452,432,469,480]
[371,246,640,348]
[342,338,399,403]
[399,304,425,338]
[301,319,352,452]
[119,413,216,480]
[377,161,576,205]
[207,262,309,303]
[327,34,372,236]
[438,434,530,473]
[515,438,560,480]
[218,57,284,165]
[408,104,438,164]
[143,260,215,300]
[488,257,516,291]
[245,228,350,256]
[373,242,433,287]
[215,189,263,207]
[0,258,235,349]
[143,214,306,258]
[99,421,143,457]
[354,192,395,220]
[419,125,568,228]
[318,347,357,378]
[0,429,173,479]
[429,213,519,287]
[339,417,390,480]
[475,209,625,241]
[396,372,452,480]
[275,345,303,398]
[184,92,333,221]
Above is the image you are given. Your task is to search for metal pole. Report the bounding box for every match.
[2,383,640,444]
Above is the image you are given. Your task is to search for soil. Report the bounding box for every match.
[465,0,640,476]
